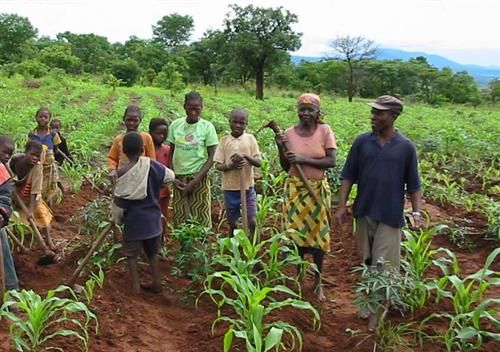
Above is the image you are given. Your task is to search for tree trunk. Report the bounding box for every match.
[348,59,354,102]
[255,65,264,100]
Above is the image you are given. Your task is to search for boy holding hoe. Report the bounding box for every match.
[111,132,180,294]
[214,108,261,236]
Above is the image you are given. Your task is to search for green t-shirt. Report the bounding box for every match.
[167,117,219,175]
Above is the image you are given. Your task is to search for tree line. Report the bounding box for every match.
[1,5,498,104]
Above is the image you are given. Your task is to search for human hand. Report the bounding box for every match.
[173,179,186,191]
[407,212,424,230]
[183,179,200,195]
[107,169,117,181]
[285,151,305,164]
[230,153,246,169]
[275,133,286,147]
[335,206,348,224]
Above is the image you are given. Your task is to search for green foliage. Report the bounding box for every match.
[488,78,500,103]
[152,13,194,49]
[0,285,98,352]
[224,4,301,99]
[201,230,319,352]
[155,62,185,90]
[110,59,141,87]
[353,260,416,318]
[56,31,115,73]
[0,13,37,64]
[83,266,105,305]
[421,248,500,351]
[402,224,449,310]
[39,43,81,74]
[15,59,49,78]
[171,222,215,285]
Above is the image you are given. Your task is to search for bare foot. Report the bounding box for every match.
[368,314,379,332]
[313,283,326,301]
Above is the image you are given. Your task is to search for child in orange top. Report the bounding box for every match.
[149,118,171,221]
[10,141,56,250]
[107,105,156,176]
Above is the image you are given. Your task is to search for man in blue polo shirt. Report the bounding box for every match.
[335,95,423,269]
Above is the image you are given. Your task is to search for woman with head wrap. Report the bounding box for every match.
[275,93,337,300]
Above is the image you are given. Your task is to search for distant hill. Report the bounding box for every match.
[291,49,500,86]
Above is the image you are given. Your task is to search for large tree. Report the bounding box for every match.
[152,13,194,50]
[57,32,115,73]
[0,13,38,64]
[188,30,228,87]
[224,4,301,99]
[329,35,377,102]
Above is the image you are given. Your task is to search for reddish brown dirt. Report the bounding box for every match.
[1,187,499,351]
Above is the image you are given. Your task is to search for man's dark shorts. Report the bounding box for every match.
[121,234,162,257]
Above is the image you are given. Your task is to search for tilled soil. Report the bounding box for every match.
[1,185,499,351]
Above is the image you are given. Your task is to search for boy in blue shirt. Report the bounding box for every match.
[112,132,180,294]
[0,135,19,291]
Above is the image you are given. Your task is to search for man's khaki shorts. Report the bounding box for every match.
[354,216,401,268]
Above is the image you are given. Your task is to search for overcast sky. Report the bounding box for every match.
[1,0,499,66]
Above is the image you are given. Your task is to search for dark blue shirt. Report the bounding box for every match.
[341,131,420,228]
[114,160,165,240]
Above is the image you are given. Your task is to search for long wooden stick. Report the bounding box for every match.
[239,168,249,234]
[68,223,114,286]
[0,231,5,297]
[11,192,55,261]
[263,120,323,207]
[5,227,29,254]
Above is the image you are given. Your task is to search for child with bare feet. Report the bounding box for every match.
[9,141,56,250]
[111,132,180,294]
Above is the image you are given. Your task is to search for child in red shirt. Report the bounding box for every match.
[149,118,171,222]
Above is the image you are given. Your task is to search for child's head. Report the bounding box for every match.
[149,118,169,146]
[0,135,15,164]
[183,91,203,122]
[229,108,249,138]
[24,140,43,166]
[122,131,144,158]
[35,107,51,128]
[49,119,62,132]
[123,105,142,132]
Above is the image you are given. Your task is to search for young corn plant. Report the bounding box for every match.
[83,265,105,305]
[202,271,320,352]
[421,247,500,351]
[401,224,448,310]
[212,229,312,290]
[353,259,416,320]
[0,285,98,352]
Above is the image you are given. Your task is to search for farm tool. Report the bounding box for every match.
[239,168,249,234]
[57,150,107,195]
[11,191,56,265]
[67,222,115,287]
[5,227,29,254]
[0,231,5,297]
[257,120,323,207]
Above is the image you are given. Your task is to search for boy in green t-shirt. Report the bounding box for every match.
[167,91,218,227]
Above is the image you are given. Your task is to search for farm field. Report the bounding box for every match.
[0,76,499,352]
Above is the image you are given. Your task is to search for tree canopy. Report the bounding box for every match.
[224,4,302,99]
